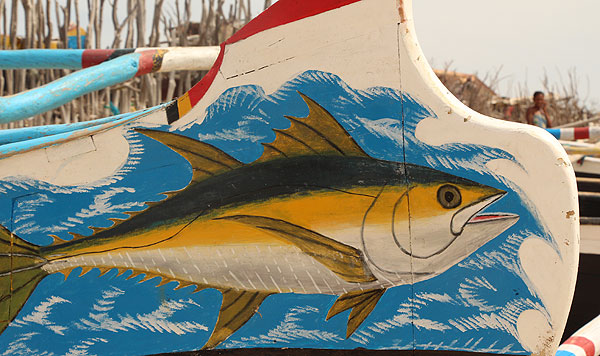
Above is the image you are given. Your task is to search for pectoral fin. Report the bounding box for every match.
[326,289,386,338]
[203,289,271,350]
[216,215,376,284]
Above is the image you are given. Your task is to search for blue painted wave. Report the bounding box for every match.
[0,70,546,355]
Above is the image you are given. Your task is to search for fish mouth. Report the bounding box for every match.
[467,213,520,224]
[451,193,518,236]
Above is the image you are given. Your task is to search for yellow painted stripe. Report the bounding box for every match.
[177,93,193,117]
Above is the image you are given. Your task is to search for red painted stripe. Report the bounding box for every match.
[185,0,361,108]
[81,49,116,68]
[187,46,225,106]
[225,0,361,45]
[573,127,590,140]
[564,336,595,356]
[470,215,506,222]
[136,50,156,76]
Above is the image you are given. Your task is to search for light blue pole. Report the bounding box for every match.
[0,49,84,69]
[545,129,561,139]
[0,115,124,146]
[0,53,141,124]
[0,105,164,157]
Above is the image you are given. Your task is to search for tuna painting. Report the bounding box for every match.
[0,0,578,355]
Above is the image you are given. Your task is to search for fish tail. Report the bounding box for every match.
[0,224,48,334]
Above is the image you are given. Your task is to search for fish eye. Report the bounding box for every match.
[437,185,461,209]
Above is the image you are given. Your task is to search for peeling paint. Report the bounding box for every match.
[556,157,570,167]
[397,0,407,23]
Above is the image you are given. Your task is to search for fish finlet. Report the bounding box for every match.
[60,268,76,281]
[48,234,67,245]
[78,267,93,277]
[98,268,112,277]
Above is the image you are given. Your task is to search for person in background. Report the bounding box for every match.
[526,91,552,128]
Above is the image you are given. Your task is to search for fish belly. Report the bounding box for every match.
[42,244,366,295]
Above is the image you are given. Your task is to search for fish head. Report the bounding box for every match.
[362,165,518,278]
[403,173,518,259]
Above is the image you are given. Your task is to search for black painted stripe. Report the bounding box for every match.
[108,48,135,61]
[166,101,180,124]
[45,157,485,254]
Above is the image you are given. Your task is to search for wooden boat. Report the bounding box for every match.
[0,0,584,355]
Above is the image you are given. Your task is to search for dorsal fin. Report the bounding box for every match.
[135,128,243,183]
[256,92,368,163]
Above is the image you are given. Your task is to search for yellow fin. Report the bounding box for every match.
[48,234,68,247]
[108,218,126,225]
[216,215,376,284]
[137,273,160,284]
[326,289,386,338]
[98,268,112,277]
[155,277,173,288]
[89,226,106,234]
[173,281,194,291]
[192,285,209,294]
[78,267,93,277]
[126,271,144,280]
[256,92,368,163]
[135,128,243,183]
[68,232,86,241]
[57,268,74,280]
[203,289,271,350]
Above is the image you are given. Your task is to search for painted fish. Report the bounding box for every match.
[0,93,518,349]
